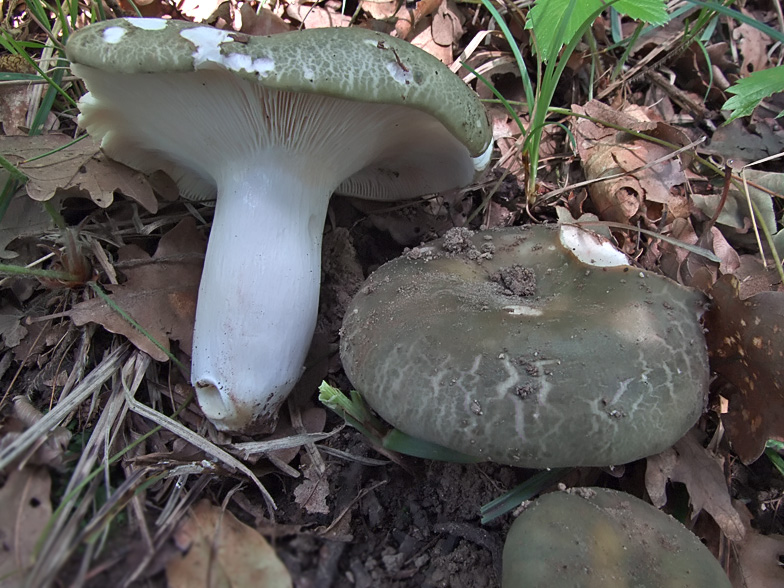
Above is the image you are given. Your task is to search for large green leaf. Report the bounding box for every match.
[528,0,668,63]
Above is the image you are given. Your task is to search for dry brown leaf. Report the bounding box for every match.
[645,430,745,542]
[68,156,157,212]
[0,192,59,259]
[70,218,205,361]
[0,134,158,212]
[0,467,53,584]
[705,274,784,463]
[286,1,352,29]
[731,529,784,588]
[264,406,327,465]
[167,500,292,588]
[294,455,330,515]
[238,4,292,36]
[572,101,688,224]
[733,19,771,77]
[408,1,464,64]
[177,0,224,22]
[0,86,33,136]
[701,120,784,166]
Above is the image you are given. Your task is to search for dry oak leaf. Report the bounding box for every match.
[70,218,205,361]
[167,499,292,588]
[0,467,53,584]
[645,430,745,542]
[571,101,688,223]
[704,274,784,463]
[0,134,158,212]
[293,455,330,515]
[731,529,784,588]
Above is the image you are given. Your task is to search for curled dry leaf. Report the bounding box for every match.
[70,218,205,361]
[167,499,292,588]
[0,134,158,212]
[645,430,745,542]
[705,274,784,463]
[571,100,689,224]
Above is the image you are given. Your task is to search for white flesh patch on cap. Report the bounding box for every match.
[386,61,413,85]
[224,53,275,77]
[473,140,493,172]
[180,27,233,68]
[559,224,628,267]
[303,65,315,82]
[504,305,543,316]
[127,17,167,30]
[102,27,126,44]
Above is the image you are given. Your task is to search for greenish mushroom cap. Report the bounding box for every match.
[340,225,709,467]
[502,487,731,588]
[65,18,491,160]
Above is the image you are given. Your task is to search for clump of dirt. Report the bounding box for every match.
[491,265,537,296]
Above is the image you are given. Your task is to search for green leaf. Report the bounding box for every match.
[614,0,669,25]
[722,66,784,122]
[527,0,668,63]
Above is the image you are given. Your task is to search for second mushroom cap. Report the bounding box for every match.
[340,225,709,467]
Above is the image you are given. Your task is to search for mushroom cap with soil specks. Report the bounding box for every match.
[502,487,731,588]
[66,18,492,432]
[340,225,709,467]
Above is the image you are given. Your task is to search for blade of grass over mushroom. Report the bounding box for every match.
[567,221,721,263]
[382,429,484,463]
[480,468,569,523]
[464,63,526,136]
[319,382,482,462]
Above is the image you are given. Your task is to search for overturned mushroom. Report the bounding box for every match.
[340,225,709,467]
[66,19,492,432]
[502,487,731,587]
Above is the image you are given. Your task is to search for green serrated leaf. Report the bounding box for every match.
[722,66,784,122]
[614,0,669,25]
[528,0,668,63]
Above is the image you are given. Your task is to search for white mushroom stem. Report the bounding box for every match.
[191,160,334,431]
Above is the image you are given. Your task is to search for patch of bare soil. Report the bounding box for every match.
[272,433,516,588]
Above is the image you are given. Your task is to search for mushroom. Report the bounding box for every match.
[502,487,731,587]
[340,225,709,467]
[65,18,492,432]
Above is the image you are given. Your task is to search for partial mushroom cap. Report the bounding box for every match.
[340,225,709,467]
[66,18,493,201]
[502,487,731,588]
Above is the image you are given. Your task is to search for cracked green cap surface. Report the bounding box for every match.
[340,225,709,468]
[65,18,492,160]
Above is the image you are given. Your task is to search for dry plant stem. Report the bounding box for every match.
[120,360,278,513]
[0,343,130,470]
[288,397,326,474]
[704,164,733,233]
[28,356,132,586]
